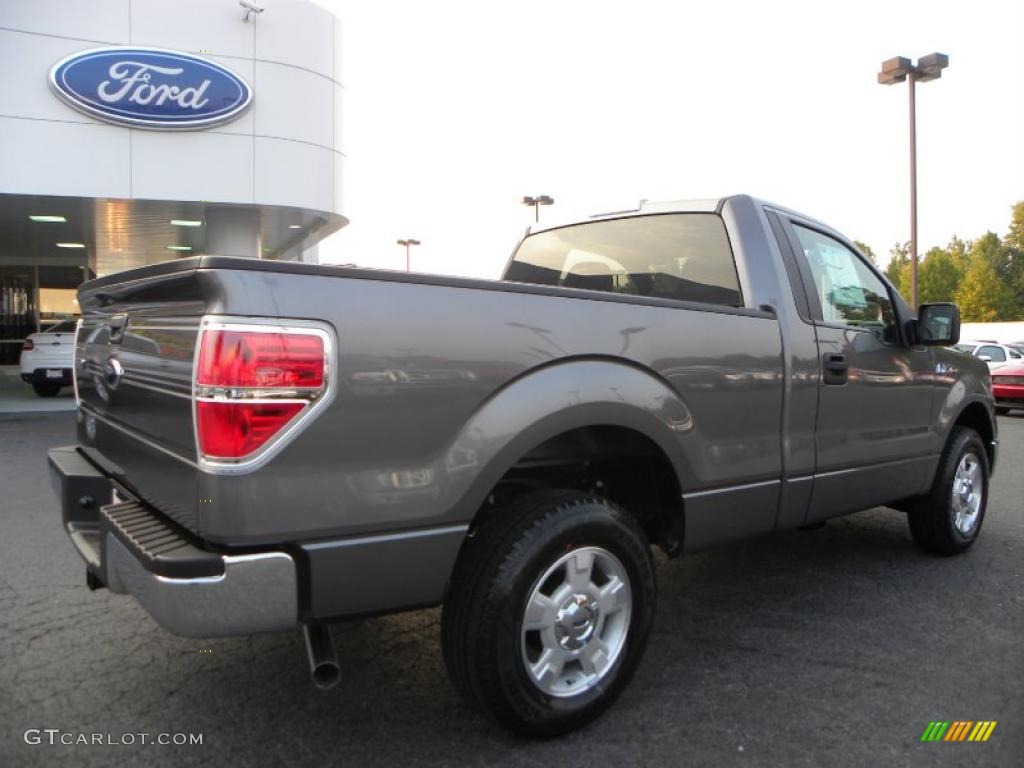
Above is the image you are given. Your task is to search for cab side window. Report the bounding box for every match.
[792,224,899,344]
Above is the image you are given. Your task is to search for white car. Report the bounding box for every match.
[952,340,1024,371]
[19,319,77,397]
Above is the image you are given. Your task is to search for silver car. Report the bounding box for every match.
[953,340,1024,371]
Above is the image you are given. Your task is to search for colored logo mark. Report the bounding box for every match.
[49,47,252,130]
[920,721,997,742]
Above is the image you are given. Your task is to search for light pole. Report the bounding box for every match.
[396,239,420,272]
[877,52,949,309]
[522,195,554,223]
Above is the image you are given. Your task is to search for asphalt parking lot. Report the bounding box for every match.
[1,412,1022,767]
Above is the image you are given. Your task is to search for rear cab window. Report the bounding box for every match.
[504,213,742,307]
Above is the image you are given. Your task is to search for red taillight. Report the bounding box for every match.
[22,339,34,351]
[194,326,329,462]
[197,401,304,458]
[197,330,324,388]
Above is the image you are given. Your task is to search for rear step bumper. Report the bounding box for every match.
[48,446,298,638]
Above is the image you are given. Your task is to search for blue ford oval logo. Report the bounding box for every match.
[49,47,252,130]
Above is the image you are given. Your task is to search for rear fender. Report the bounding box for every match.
[442,358,696,525]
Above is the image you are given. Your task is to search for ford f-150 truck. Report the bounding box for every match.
[49,195,996,736]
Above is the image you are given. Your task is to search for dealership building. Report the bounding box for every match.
[0,0,345,364]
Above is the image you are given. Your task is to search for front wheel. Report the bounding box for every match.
[442,490,656,737]
[907,427,989,555]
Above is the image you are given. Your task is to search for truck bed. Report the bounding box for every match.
[75,255,784,549]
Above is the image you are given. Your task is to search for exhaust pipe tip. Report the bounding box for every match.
[303,623,340,691]
[310,659,341,690]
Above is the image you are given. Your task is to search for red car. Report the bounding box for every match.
[992,362,1024,414]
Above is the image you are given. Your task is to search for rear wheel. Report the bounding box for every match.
[995,406,1010,415]
[31,382,62,397]
[907,427,988,555]
[442,490,656,737]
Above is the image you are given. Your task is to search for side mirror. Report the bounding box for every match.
[978,355,992,362]
[916,302,960,346]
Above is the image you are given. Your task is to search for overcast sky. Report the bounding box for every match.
[315,0,1024,278]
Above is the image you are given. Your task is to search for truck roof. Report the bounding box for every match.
[525,194,830,236]
[526,197,723,236]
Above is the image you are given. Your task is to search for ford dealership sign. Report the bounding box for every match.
[49,47,252,130]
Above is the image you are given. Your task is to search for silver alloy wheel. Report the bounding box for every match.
[520,546,632,698]
[951,452,983,534]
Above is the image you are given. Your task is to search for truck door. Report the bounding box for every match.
[780,218,935,524]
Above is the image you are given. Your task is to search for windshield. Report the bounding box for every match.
[43,320,77,334]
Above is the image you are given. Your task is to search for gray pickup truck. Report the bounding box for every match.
[49,195,996,736]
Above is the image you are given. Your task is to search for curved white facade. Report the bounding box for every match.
[0,0,344,220]
[0,0,345,363]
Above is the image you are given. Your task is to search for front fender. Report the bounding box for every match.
[932,351,997,471]
[934,354,995,438]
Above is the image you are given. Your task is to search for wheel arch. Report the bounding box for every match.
[951,400,996,469]
[443,358,695,556]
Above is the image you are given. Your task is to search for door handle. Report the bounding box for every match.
[822,353,848,385]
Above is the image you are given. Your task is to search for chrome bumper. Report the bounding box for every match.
[102,534,298,638]
[50,445,298,638]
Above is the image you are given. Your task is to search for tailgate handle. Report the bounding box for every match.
[822,353,848,385]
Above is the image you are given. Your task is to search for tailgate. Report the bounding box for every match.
[76,262,205,532]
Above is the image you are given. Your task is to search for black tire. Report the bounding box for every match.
[442,490,656,737]
[32,382,62,397]
[907,426,989,556]
[995,406,1010,415]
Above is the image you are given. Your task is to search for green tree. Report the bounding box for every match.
[1003,202,1024,319]
[885,241,911,301]
[871,203,1024,319]
[947,235,972,273]
[1004,201,1024,252]
[956,254,1012,322]
[970,231,1010,275]
[918,247,961,304]
[852,240,877,265]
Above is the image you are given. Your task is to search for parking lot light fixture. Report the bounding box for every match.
[397,238,421,272]
[522,195,554,223]
[877,52,949,309]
